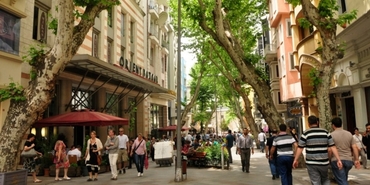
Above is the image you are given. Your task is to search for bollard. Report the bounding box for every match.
[221,146,224,170]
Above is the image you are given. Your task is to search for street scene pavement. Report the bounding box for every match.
[27,147,370,185]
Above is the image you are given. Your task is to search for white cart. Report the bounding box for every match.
[153,141,174,166]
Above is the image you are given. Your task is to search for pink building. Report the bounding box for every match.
[265,0,302,126]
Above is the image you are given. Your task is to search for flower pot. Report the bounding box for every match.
[44,168,50,177]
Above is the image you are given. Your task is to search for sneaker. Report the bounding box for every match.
[137,173,141,177]
[140,173,143,177]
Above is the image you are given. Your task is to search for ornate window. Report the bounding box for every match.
[92,29,100,58]
[0,9,20,55]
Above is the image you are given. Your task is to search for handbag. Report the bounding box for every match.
[21,148,37,158]
[96,153,102,165]
[144,155,149,169]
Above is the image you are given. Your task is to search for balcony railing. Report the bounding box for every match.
[149,26,159,40]
[264,44,277,55]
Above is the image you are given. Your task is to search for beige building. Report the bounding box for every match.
[0,0,176,147]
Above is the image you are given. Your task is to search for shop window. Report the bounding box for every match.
[33,3,48,43]
[71,88,92,110]
[0,9,20,55]
[92,29,100,58]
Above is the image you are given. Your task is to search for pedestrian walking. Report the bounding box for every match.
[150,137,156,161]
[293,115,342,185]
[130,133,147,177]
[265,129,279,180]
[117,128,129,174]
[269,124,297,185]
[362,123,370,164]
[84,131,103,181]
[104,129,119,180]
[54,134,71,181]
[353,127,367,169]
[330,117,361,185]
[226,130,234,163]
[258,130,266,153]
[22,133,43,183]
[237,128,254,173]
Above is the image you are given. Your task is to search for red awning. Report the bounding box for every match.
[158,125,189,131]
[34,109,128,127]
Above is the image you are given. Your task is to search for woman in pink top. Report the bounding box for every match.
[130,133,147,177]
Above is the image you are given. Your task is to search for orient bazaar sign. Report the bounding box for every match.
[119,56,158,83]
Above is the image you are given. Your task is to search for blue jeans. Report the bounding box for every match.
[331,160,353,185]
[269,158,279,177]
[134,154,145,173]
[277,155,294,185]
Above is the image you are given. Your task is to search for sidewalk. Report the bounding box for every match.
[27,147,370,185]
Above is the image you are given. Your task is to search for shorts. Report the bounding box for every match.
[117,149,128,162]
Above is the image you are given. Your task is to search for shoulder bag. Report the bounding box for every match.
[21,148,37,158]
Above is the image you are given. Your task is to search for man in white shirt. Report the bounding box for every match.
[353,127,367,169]
[258,130,266,153]
[67,145,81,160]
[117,128,129,174]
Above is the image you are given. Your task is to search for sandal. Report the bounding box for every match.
[55,178,62,181]
[93,178,98,181]
[34,179,42,183]
[87,178,93,181]
[63,177,71,180]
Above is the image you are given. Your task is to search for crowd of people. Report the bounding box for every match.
[22,118,370,184]
[263,116,369,185]
[21,128,158,183]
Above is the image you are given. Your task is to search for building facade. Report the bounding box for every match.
[266,0,370,132]
[0,0,176,147]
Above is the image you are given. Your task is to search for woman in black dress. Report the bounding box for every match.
[83,131,103,181]
[23,133,43,183]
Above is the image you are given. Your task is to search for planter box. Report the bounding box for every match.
[0,169,27,185]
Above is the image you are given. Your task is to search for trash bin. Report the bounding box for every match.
[181,159,187,174]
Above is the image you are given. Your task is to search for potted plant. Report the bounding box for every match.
[98,153,109,173]
[37,135,57,176]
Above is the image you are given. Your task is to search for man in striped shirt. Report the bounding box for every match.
[293,115,342,185]
[270,124,297,185]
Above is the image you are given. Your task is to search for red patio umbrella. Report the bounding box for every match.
[34,109,129,127]
[158,125,189,131]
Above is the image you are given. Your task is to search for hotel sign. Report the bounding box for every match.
[119,56,158,83]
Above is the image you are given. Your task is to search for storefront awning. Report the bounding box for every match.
[66,54,169,94]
